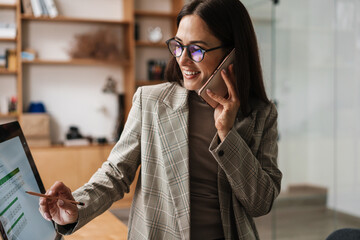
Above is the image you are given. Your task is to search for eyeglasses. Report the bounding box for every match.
[166,38,225,63]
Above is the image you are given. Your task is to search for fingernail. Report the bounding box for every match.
[48,190,52,195]
[58,199,64,206]
[222,69,227,74]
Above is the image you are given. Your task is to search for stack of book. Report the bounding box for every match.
[21,0,59,18]
[0,23,16,39]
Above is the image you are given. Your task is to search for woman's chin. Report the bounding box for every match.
[183,80,203,91]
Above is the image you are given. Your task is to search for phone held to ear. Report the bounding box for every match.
[198,48,235,108]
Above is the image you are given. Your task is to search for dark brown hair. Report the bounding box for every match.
[165,0,269,115]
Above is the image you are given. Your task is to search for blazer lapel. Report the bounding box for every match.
[156,83,190,240]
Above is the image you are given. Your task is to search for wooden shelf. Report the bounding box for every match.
[0,37,17,42]
[136,80,166,86]
[0,112,18,118]
[135,10,177,18]
[21,15,131,25]
[136,41,167,48]
[0,3,16,9]
[0,69,17,75]
[22,58,130,67]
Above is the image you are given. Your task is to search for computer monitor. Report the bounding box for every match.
[0,121,60,240]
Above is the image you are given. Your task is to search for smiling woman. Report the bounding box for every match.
[38,1,282,239]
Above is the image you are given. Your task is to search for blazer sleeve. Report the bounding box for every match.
[209,102,282,217]
[57,88,143,234]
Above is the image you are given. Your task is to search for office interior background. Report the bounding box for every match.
[1,0,360,239]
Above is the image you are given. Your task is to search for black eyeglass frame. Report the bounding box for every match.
[165,37,226,63]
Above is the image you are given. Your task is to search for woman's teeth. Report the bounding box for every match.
[184,71,200,76]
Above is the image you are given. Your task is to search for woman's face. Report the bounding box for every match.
[175,15,227,91]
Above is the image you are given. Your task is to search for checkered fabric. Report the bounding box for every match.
[61,82,282,240]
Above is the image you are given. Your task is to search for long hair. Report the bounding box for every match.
[165,0,269,115]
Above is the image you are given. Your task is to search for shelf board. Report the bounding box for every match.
[0,3,16,9]
[0,37,17,42]
[136,41,167,48]
[136,80,166,86]
[22,58,130,67]
[21,15,131,25]
[0,112,18,118]
[0,69,17,75]
[135,10,177,18]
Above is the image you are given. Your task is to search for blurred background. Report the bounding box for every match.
[241,0,360,239]
[1,0,359,239]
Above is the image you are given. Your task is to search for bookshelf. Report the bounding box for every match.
[0,0,22,117]
[1,0,185,141]
[0,0,135,126]
[134,0,183,86]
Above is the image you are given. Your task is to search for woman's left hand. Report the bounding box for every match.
[206,64,240,142]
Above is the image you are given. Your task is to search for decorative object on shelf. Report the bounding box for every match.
[21,48,37,61]
[64,126,90,146]
[102,76,125,141]
[135,22,139,40]
[0,97,9,115]
[147,59,166,80]
[8,96,17,113]
[68,28,125,62]
[66,126,83,139]
[28,101,46,113]
[147,26,163,43]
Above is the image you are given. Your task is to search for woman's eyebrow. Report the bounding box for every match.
[174,36,210,46]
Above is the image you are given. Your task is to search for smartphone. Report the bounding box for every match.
[198,48,235,108]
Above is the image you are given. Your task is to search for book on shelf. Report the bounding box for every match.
[26,0,59,18]
[0,54,6,69]
[38,0,49,16]
[30,0,42,17]
[43,0,58,18]
[21,0,33,15]
[0,23,16,39]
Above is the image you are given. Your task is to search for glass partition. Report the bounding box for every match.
[245,0,360,239]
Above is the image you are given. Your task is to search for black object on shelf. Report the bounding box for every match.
[66,126,83,140]
[147,60,166,80]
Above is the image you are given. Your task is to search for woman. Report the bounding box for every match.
[39,0,282,239]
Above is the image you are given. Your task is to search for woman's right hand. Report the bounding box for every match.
[39,181,79,225]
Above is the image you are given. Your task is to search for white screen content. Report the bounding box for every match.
[0,137,57,240]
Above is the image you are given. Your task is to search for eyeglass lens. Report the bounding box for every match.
[168,40,204,62]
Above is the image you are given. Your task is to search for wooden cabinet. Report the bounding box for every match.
[31,144,137,208]
[31,145,113,190]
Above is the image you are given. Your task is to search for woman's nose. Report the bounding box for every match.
[178,48,193,65]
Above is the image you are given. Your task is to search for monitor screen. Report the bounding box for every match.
[0,122,59,240]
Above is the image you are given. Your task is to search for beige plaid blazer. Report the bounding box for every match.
[66,82,282,240]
